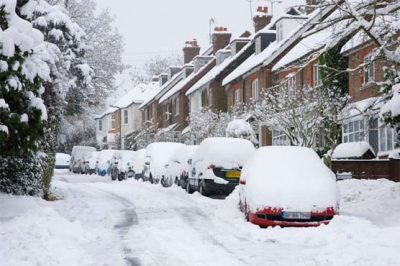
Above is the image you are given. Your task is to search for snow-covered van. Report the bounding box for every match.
[70,146,96,174]
[187,137,255,196]
[239,146,339,227]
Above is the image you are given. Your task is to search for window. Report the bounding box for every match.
[379,126,395,152]
[343,119,365,143]
[313,64,322,87]
[98,119,103,131]
[287,75,296,94]
[166,102,171,121]
[252,79,259,101]
[175,97,180,116]
[255,37,262,54]
[234,89,241,104]
[208,88,213,107]
[364,55,376,84]
[111,114,116,129]
[272,130,290,146]
[123,109,128,125]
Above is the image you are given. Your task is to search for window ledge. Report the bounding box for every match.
[361,81,376,90]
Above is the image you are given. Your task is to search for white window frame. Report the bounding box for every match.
[166,102,171,122]
[379,124,395,153]
[287,75,296,93]
[234,89,241,104]
[175,97,180,116]
[276,23,283,42]
[272,130,290,146]
[98,119,103,131]
[364,54,376,85]
[252,79,259,101]
[111,114,116,129]
[342,118,366,143]
[313,64,322,87]
[123,109,129,125]
[208,87,213,107]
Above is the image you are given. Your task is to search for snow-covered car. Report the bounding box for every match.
[110,150,136,181]
[163,145,198,188]
[85,151,99,175]
[132,149,146,180]
[187,138,255,196]
[70,146,96,174]
[55,153,71,169]
[144,142,185,184]
[96,149,116,176]
[239,146,339,227]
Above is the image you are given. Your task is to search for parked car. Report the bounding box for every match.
[55,153,71,170]
[239,146,339,228]
[96,149,115,176]
[187,138,255,196]
[132,149,146,180]
[70,146,96,174]
[144,142,185,184]
[163,145,198,188]
[110,150,136,181]
[86,151,99,175]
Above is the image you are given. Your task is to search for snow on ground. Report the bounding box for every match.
[1,172,400,266]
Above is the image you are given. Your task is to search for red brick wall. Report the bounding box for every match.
[348,44,383,102]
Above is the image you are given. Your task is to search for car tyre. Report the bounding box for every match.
[186,181,194,194]
[199,180,208,197]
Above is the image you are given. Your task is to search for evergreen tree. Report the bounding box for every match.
[0,0,48,195]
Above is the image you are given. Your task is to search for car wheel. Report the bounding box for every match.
[149,173,153,184]
[244,203,250,222]
[118,172,125,181]
[199,180,208,197]
[186,181,194,194]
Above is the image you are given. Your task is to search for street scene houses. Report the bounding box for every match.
[95,2,399,165]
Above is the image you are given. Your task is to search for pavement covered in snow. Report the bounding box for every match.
[1,171,400,266]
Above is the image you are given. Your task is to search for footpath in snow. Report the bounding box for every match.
[1,171,400,266]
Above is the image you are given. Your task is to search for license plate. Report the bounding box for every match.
[282,212,311,220]
[225,171,241,178]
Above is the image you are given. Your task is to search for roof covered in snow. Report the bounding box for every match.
[95,107,118,119]
[187,41,253,96]
[332,141,376,159]
[113,81,160,109]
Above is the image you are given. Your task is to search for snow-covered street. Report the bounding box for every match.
[1,171,400,266]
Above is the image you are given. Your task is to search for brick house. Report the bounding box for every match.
[339,32,398,158]
[158,40,215,134]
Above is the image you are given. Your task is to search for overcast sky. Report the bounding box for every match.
[96,0,304,67]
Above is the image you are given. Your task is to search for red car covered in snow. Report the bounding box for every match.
[239,146,339,227]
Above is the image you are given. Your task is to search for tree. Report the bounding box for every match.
[0,0,49,195]
[254,83,343,148]
[303,0,400,132]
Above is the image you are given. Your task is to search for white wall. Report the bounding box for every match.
[121,103,143,149]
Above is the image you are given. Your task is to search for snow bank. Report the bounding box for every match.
[242,146,338,212]
[0,193,94,266]
[193,137,256,169]
[332,141,375,159]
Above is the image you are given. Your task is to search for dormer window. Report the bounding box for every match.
[252,79,259,101]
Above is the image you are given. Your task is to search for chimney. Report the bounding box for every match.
[253,6,272,33]
[159,73,169,86]
[212,26,232,55]
[306,0,321,14]
[183,39,201,64]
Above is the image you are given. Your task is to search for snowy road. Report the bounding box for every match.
[1,172,400,266]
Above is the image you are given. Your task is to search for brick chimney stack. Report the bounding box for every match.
[212,27,232,55]
[183,39,200,64]
[253,6,272,33]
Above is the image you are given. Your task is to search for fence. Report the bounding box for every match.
[331,158,400,182]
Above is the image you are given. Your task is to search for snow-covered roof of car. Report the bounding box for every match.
[242,146,338,212]
[193,137,255,169]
